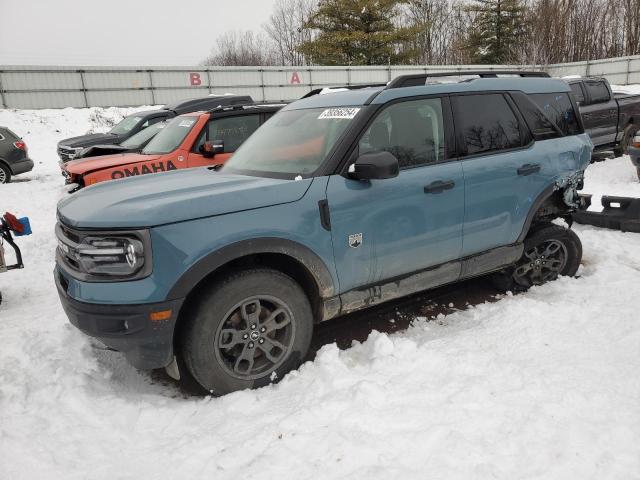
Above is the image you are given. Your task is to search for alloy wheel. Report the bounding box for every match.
[513,239,568,287]
[214,295,295,380]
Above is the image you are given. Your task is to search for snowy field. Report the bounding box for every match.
[1,104,640,479]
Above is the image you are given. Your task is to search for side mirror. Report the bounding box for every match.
[348,151,399,181]
[200,140,224,158]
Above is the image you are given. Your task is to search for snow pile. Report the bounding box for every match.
[0,107,639,479]
[611,84,640,95]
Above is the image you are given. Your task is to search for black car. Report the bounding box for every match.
[0,127,34,184]
[56,95,253,162]
[77,120,167,159]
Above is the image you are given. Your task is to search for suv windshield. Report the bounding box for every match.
[109,116,142,135]
[223,107,359,177]
[142,116,197,154]
[121,121,166,148]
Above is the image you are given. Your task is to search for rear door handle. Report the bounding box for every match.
[424,180,455,194]
[517,163,541,176]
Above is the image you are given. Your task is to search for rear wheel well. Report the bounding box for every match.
[530,190,571,225]
[0,158,12,181]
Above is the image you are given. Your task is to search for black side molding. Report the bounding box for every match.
[318,199,331,231]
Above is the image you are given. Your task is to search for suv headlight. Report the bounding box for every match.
[56,223,152,281]
[77,236,146,276]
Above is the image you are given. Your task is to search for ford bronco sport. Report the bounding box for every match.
[55,71,592,395]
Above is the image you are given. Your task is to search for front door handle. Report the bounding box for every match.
[424,179,455,194]
[517,163,541,176]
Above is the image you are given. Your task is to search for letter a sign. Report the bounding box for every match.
[290,72,301,84]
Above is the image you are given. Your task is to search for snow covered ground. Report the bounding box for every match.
[1,106,639,479]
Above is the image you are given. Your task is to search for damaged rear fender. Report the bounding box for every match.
[517,171,586,242]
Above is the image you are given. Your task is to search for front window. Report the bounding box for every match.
[142,116,197,154]
[358,98,446,168]
[109,116,142,135]
[121,122,166,148]
[222,107,359,177]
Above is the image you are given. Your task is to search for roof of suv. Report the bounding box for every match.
[285,76,572,111]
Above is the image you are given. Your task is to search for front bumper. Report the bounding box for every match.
[55,266,183,370]
[11,158,34,175]
[58,146,82,162]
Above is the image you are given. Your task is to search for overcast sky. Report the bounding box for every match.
[0,0,279,66]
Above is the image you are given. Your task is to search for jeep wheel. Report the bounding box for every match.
[496,224,582,291]
[179,269,313,395]
[0,163,11,184]
[614,124,638,157]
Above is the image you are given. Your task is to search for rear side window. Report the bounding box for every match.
[569,83,585,103]
[585,81,610,103]
[530,93,581,136]
[452,94,523,156]
[511,92,560,140]
[0,128,18,142]
[209,115,261,152]
[194,114,261,153]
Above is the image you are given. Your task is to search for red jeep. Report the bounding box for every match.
[62,104,283,190]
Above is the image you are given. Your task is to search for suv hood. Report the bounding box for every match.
[58,133,122,149]
[65,153,161,174]
[57,168,314,228]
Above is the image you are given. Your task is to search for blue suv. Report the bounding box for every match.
[55,71,593,394]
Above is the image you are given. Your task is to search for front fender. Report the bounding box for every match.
[166,237,336,300]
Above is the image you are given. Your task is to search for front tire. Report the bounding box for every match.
[0,163,11,184]
[495,223,582,291]
[179,269,313,395]
[614,124,638,157]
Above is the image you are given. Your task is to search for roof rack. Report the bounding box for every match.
[165,95,254,114]
[302,83,387,99]
[386,71,550,89]
[207,102,286,114]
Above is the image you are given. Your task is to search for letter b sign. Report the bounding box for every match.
[189,73,202,86]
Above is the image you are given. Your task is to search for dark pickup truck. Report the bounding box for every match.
[566,77,640,155]
[56,95,252,162]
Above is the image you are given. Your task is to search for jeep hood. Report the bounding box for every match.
[58,133,122,149]
[65,153,162,175]
[57,168,314,228]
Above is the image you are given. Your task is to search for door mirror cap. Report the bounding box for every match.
[200,140,224,158]
[348,151,399,180]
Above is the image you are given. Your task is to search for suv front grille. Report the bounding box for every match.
[56,222,82,272]
[58,146,80,161]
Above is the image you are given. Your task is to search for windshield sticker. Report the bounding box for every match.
[318,108,360,120]
[178,119,195,127]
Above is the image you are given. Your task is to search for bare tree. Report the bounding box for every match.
[203,0,640,67]
[202,31,277,66]
[264,0,315,66]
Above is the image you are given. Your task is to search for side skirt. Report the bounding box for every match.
[320,242,523,321]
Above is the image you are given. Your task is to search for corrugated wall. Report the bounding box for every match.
[1,55,638,109]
